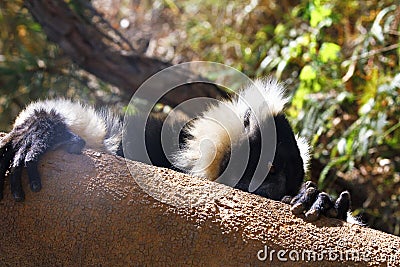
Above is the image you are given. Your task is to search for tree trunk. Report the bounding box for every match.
[24,0,227,108]
[0,149,399,266]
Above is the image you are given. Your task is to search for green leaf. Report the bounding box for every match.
[318,155,349,188]
[274,23,285,35]
[299,65,317,81]
[310,5,332,27]
[360,68,379,107]
[318,42,341,63]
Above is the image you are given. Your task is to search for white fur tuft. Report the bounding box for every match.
[14,99,120,153]
[173,100,245,180]
[173,78,290,180]
[237,78,289,120]
[346,212,365,226]
[96,107,123,154]
[295,135,311,175]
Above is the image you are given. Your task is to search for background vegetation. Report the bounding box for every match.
[0,0,399,235]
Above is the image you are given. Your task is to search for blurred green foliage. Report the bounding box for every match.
[0,0,399,235]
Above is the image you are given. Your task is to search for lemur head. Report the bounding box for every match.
[174,79,310,200]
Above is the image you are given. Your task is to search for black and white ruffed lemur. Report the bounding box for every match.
[0,79,361,224]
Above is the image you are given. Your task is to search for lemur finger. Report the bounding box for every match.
[283,183,317,205]
[10,166,25,201]
[291,187,319,215]
[26,161,42,192]
[0,143,15,199]
[305,192,334,222]
[334,191,351,220]
[289,181,317,205]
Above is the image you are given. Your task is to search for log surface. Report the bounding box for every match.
[0,150,399,266]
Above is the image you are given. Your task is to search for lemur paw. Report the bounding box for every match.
[0,110,86,201]
[282,181,351,222]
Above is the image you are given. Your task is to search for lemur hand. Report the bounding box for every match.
[0,113,85,202]
[281,181,351,222]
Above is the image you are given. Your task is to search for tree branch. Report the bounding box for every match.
[24,0,226,108]
[0,148,399,266]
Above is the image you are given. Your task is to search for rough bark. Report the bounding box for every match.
[0,149,399,266]
[24,0,227,108]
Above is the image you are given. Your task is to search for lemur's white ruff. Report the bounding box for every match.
[173,78,310,180]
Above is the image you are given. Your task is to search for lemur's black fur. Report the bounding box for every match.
[0,110,85,201]
[0,80,359,223]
